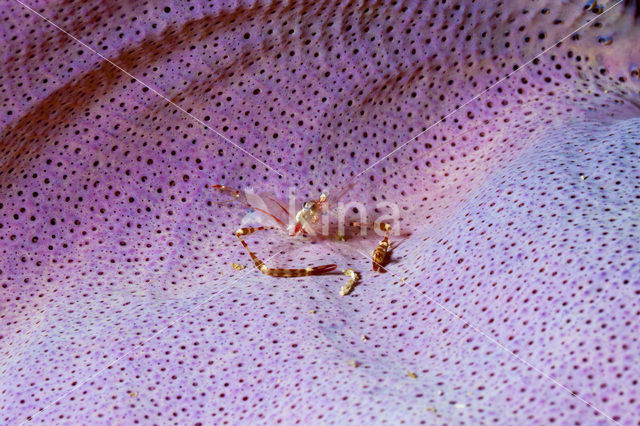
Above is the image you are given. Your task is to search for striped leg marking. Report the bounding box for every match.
[234,227,337,277]
[350,222,392,272]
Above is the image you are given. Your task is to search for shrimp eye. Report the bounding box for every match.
[319,191,328,202]
[303,201,313,210]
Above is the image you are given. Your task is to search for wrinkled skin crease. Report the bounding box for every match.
[1,0,640,424]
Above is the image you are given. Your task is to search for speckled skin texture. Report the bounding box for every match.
[1,0,640,424]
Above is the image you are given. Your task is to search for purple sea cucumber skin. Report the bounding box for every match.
[1,0,639,424]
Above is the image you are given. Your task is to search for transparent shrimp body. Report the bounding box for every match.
[212,183,392,278]
[288,191,329,236]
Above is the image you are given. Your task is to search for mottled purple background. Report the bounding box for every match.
[1,0,640,424]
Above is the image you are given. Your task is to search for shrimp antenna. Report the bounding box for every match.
[213,198,237,204]
[209,184,242,204]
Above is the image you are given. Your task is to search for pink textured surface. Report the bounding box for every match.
[1,0,639,424]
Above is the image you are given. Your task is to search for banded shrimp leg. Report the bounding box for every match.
[235,226,337,277]
[350,222,392,272]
